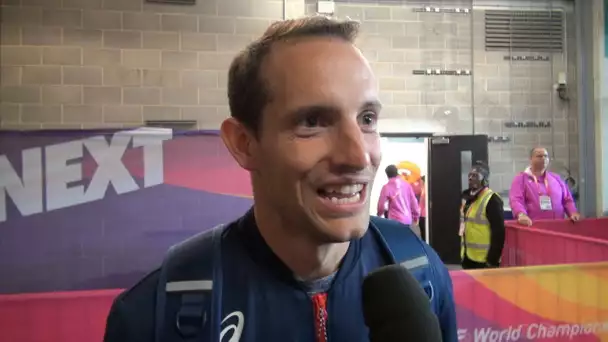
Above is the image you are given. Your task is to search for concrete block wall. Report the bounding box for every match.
[305,0,578,194]
[0,0,305,130]
[0,0,578,194]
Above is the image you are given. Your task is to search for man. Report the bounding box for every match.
[419,175,427,242]
[460,162,505,269]
[103,17,457,342]
[509,147,579,226]
[377,164,420,226]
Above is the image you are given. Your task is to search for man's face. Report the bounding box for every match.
[468,170,483,189]
[252,37,382,243]
[531,148,549,170]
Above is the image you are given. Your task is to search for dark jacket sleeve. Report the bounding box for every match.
[103,294,131,342]
[426,246,458,342]
[485,193,505,266]
[103,271,159,342]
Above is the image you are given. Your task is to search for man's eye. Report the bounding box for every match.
[302,115,320,127]
[359,111,378,128]
[294,114,328,136]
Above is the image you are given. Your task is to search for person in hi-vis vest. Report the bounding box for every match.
[460,162,505,269]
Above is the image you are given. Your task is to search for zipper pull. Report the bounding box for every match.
[312,293,328,342]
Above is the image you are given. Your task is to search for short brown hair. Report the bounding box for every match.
[227,16,360,137]
[530,147,548,157]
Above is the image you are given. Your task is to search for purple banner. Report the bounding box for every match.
[0,129,253,294]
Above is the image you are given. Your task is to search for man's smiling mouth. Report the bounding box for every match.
[317,184,365,205]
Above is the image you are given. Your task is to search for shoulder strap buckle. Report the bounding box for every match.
[175,293,210,338]
[155,225,224,342]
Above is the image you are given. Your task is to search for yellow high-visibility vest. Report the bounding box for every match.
[460,189,495,263]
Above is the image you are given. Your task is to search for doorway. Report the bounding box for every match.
[428,135,489,265]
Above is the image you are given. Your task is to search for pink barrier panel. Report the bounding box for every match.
[503,219,608,267]
[0,290,120,342]
[3,264,608,342]
[530,217,608,240]
[452,262,608,341]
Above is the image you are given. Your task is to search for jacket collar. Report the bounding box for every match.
[463,186,489,203]
[525,166,546,178]
[235,207,361,290]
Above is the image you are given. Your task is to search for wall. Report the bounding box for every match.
[599,0,608,214]
[305,0,577,194]
[0,0,305,130]
[0,0,578,195]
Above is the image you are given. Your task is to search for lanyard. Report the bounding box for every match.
[532,174,550,197]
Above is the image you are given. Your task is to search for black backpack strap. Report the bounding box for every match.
[155,225,224,342]
[370,217,429,269]
[370,217,436,302]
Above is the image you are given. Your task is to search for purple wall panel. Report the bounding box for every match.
[0,129,253,294]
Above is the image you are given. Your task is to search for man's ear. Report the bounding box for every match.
[220,117,258,171]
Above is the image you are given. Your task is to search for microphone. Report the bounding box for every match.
[362,264,443,341]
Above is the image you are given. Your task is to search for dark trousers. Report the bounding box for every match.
[419,217,426,242]
[461,255,489,270]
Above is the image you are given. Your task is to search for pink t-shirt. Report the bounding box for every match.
[377,178,421,225]
[419,189,426,218]
[410,180,422,197]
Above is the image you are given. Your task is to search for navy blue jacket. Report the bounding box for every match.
[104,210,458,342]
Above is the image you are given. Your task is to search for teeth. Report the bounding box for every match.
[323,184,364,195]
[321,184,364,205]
[329,192,361,205]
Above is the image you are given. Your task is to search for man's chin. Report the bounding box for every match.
[316,216,370,243]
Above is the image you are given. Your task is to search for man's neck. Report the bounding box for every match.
[531,167,546,177]
[253,205,349,281]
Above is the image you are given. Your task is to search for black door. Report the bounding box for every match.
[428,135,488,265]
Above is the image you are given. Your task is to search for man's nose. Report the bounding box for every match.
[331,121,370,171]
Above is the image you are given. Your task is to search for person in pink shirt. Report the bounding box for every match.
[377,164,420,226]
[418,176,427,241]
[509,147,580,226]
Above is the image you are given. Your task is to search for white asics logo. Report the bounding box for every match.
[220,311,245,342]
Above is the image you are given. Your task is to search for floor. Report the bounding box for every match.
[446,264,463,270]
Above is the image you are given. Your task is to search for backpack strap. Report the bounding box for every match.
[155,225,224,342]
[370,216,429,270]
[370,216,436,303]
